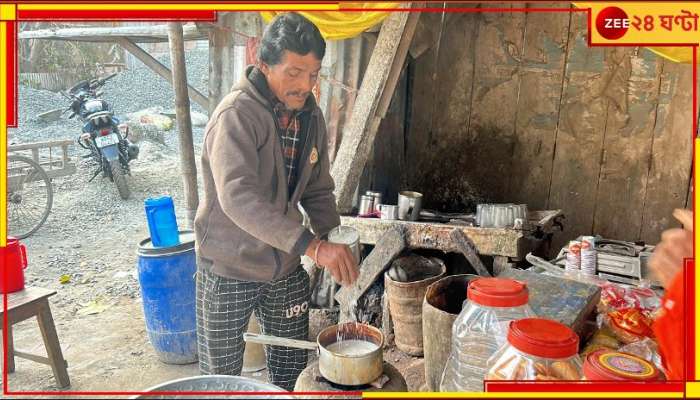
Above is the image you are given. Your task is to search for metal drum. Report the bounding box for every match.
[384,257,446,356]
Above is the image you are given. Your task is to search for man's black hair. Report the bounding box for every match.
[257,12,326,65]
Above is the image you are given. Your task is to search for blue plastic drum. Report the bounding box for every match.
[137,231,197,364]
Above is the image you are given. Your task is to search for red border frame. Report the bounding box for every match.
[2,3,696,397]
[5,21,16,127]
[16,9,219,20]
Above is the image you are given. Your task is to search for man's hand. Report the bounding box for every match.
[306,239,359,286]
[649,209,693,288]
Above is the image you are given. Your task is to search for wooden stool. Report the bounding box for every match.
[1,287,70,388]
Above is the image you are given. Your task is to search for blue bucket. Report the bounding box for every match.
[137,231,197,364]
[144,196,180,247]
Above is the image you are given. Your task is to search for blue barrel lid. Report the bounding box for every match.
[138,230,195,257]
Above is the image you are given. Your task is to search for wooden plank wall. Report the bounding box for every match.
[363,4,694,253]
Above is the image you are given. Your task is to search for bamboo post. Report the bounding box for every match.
[330,5,421,213]
[168,22,199,228]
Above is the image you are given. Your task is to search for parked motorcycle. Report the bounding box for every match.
[63,73,139,199]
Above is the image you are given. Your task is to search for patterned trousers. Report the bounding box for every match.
[195,260,310,391]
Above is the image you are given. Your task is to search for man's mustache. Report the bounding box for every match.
[286,91,309,98]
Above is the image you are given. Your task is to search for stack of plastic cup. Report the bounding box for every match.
[565,240,582,272]
[580,236,597,276]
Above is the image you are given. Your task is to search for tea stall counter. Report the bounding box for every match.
[339,210,563,265]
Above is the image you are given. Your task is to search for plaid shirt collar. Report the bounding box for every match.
[274,104,303,192]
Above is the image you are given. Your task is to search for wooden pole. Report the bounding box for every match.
[207,26,224,116]
[330,5,421,214]
[168,22,199,228]
[117,37,209,110]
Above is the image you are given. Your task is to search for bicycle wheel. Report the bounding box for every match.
[7,154,54,239]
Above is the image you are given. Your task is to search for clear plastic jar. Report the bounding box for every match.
[440,278,535,392]
[486,318,583,381]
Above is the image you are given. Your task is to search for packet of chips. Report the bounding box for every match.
[607,308,655,344]
[598,283,661,314]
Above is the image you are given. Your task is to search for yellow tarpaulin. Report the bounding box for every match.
[646,47,696,64]
[260,3,402,40]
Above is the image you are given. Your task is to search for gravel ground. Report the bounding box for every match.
[8,86,84,146]
[104,47,209,117]
[9,47,209,149]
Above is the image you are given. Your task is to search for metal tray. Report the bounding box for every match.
[131,375,291,399]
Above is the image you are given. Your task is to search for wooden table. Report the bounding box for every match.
[340,209,563,266]
[1,287,70,388]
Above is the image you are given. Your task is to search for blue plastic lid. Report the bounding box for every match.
[145,196,174,207]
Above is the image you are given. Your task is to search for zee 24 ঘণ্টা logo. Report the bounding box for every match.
[595,6,699,40]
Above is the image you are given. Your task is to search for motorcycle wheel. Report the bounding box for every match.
[109,159,131,200]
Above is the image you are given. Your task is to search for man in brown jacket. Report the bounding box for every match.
[194,13,358,390]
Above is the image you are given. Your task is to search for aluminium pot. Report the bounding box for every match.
[244,321,383,386]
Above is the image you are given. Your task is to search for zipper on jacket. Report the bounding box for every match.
[267,106,291,213]
[289,111,315,203]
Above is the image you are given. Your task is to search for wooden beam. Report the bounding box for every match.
[208,24,225,116]
[19,23,206,43]
[13,349,53,366]
[207,13,243,114]
[36,302,71,388]
[449,229,491,277]
[335,226,407,323]
[8,139,74,152]
[331,4,421,214]
[116,37,209,110]
[168,23,200,228]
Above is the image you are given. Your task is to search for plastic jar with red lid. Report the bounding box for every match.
[486,318,583,381]
[440,278,535,392]
[584,349,661,381]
